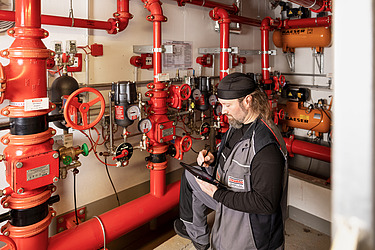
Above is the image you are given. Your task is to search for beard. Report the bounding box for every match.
[227,115,244,129]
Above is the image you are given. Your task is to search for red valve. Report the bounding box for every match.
[112,149,129,160]
[179,84,191,101]
[180,135,192,152]
[0,235,17,250]
[278,109,285,120]
[63,87,105,130]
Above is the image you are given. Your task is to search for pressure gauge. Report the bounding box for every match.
[192,89,202,101]
[209,94,217,106]
[214,103,222,116]
[126,105,141,121]
[138,118,152,134]
[113,142,133,162]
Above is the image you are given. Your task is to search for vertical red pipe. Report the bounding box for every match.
[209,8,231,80]
[150,169,166,197]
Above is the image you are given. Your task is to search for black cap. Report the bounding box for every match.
[217,73,257,100]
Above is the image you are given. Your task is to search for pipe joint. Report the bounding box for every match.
[209,7,230,23]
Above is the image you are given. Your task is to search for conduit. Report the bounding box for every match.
[48,181,180,250]
[0,0,132,34]
[284,136,331,163]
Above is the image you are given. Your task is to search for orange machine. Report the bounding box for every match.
[273,26,331,52]
[280,101,331,136]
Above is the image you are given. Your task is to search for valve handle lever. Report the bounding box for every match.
[112,149,129,160]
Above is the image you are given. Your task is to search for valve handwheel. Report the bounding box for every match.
[0,235,17,250]
[180,135,192,153]
[64,87,105,130]
[179,84,191,100]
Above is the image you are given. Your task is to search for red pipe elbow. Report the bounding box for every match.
[142,0,167,22]
[209,7,230,23]
[108,0,133,34]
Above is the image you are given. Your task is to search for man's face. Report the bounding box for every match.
[218,98,249,129]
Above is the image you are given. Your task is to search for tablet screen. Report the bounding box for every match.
[180,162,226,189]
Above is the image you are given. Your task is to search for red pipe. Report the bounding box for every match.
[48,181,181,250]
[209,8,230,80]
[175,0,239,14]
[284,136,331,162]
[150,168,166,198]
[0,0,132,34]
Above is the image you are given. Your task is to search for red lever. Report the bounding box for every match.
[112,149,129,160]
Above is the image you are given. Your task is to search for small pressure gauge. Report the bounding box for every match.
[214,103,223,116]
[138,118,152,134]
[192,89,202,101]
[209,94,218,106]
[126,105,141,121]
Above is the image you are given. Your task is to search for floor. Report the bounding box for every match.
[135,218,331,250]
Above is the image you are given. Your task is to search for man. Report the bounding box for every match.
[174,72,288,250]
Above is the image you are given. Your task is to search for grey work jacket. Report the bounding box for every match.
[211,118,288,250]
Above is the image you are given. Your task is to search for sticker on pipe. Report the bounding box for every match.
[24,97,49,111]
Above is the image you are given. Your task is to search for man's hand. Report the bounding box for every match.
[197,149,214,168]
[196,178,218,198]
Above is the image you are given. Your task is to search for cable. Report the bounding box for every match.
[73,168,79,225]
[93,216,106,249]
[104,157,120,206]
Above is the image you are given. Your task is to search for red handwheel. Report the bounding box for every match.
[179,84,191,100]
[180,135,192,153]
[64,87,105,130]
[0,235,16,250]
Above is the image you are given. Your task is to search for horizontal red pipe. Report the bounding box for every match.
[283,16,331,29]
[175,0,239,13]
[48,181,180,250]
[284,137,331,163]
[0,10,112,31]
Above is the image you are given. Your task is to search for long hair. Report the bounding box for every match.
[239,88,272,125]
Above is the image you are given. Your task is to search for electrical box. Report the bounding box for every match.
[90,43,103,57]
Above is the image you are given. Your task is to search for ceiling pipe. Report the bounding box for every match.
[48,181,180,249]
[0,0,132,34]
[284,136,331,163]
[175,0,239,14]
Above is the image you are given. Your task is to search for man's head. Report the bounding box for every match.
[217,73,271,128]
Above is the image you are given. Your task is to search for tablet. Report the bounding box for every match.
[180,162,226,189]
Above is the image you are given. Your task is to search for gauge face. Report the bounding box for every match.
[138,118,152,134]
[214,103,222,116]
[209,94,217,106]
[115,142,133,161]
[126,105,141,121]
[192,89,202,101]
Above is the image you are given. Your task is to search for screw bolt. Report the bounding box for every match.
[3,139,9,144]
[3,231,9,236]
[8,30,14,34]
[160,125,164,129]
[2,51,8,56]
[3,202,8,208]
[17,188,24,194]
[160,139,164,143]
[58,227,64,233]
[52,153,59,159]
[3,110,9,115]
[15,162,23,168]
[58,217,64,224]
[79,209,85,215]
[51,212,56,217]
[51,130,56,135]
[173,136,176,140]
[53,177,59,183]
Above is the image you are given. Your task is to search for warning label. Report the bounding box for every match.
[115,106,124,120]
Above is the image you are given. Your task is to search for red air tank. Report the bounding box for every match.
[273,26,331,52]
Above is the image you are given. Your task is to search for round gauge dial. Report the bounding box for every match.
[126,105,141,121]
[208,94,217,106]
[114,142,133,162]
[192,89,202,101]
[138,118,152,134]
[214,103,222,116]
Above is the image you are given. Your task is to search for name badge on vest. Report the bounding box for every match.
[228,176,245,189]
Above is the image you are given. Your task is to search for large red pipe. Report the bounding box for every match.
[48,181,180,250]
[0,0,132,34]
[175,0,239,13]
[209,8,230,80]
[284,137,331,162]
